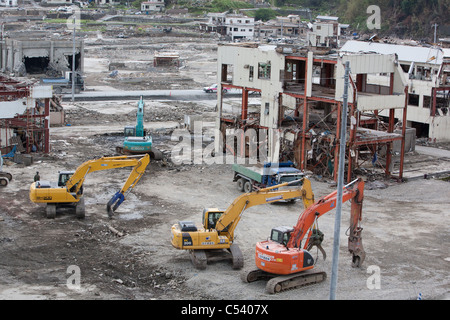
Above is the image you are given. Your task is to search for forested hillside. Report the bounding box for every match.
[277,0,449,39]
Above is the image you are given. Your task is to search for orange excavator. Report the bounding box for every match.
[241,178,365,294]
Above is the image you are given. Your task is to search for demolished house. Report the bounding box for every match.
[214,42,412,182]
[0,74,53,161]
[153,51,181,68]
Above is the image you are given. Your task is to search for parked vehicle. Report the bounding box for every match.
[203,84,229,93]
[41,71,84,94]
[233,161,304,193]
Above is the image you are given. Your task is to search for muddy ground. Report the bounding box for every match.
[1,28,449,301]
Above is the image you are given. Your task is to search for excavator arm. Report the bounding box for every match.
[64,154,150,215]
[287,178,365,265]
[244,178,365,292]
[135,96,145,137]
[215,177,314,241]
[106,154,150,216]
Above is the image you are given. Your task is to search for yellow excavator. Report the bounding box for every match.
[29,154,150,219]
[171,178,315,270]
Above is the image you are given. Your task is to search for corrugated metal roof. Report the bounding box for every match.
[316,15,339,21]
[340,40,444,65]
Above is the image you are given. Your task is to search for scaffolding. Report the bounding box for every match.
[0,74,50,156]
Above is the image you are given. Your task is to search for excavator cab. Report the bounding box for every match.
[124,126,136,137]
[202,209,224,230]
[270,226,294,246]
[58,171,83,195]
[58,171,74,187]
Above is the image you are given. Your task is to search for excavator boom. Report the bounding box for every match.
[215,178,314,241]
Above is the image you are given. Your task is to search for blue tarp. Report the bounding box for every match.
[1,145,16,158]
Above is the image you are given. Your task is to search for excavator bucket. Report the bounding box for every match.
[150,147,164,160]
[107,192,125,218]
[348,227,365,268]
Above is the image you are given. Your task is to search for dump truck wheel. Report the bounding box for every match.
[244,181,253,193]
[237,178,245,192]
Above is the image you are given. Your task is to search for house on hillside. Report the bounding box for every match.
[200,12,255,41]
[141,0,165,13]
[307,15,349,47]
[0,0,18,7]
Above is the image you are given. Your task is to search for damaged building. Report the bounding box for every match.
[214,42,412,182]
[340,40,450,141]
[0,38,84,77]
[0,74,53,161]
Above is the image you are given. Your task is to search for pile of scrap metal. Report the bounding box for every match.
[308,129,336,177]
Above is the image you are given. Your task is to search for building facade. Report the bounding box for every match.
[200,12,254,41]
[341,40,450,141]
[141,0,165,13]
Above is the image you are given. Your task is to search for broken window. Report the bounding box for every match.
[221,64,233,83]
[400,64,410,73]
[249,66,254,82]
[423,95,431,109]
[408,93,420,107]
[23,56,50,74]
[258,62,271,79]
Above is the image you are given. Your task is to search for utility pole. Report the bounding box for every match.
[71,14,76,103]
[329,60,350,300]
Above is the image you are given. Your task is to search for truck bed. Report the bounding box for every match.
[232,164,264,183]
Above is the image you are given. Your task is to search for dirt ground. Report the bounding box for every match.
[1,29,449,301]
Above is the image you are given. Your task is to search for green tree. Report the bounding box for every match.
[254,8,277,21]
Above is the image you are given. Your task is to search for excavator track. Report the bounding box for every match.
[189,249,207,270]
[265,271,327,294]
[241,268,272,283]
[241,268,327,294]
[230,244,244,269]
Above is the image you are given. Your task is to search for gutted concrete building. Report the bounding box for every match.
[341,40,450,141]
[0,38,84,77]
[214,42,410,182]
